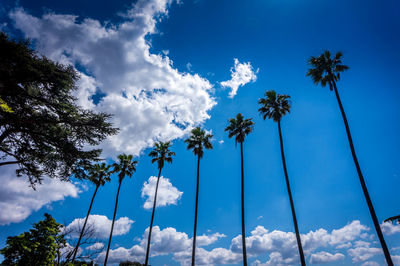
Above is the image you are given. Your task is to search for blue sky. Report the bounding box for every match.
[1,0,400,265]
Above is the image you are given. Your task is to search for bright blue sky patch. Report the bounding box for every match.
[1,0,400,265]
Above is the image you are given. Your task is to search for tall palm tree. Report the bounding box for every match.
[225,113,254,266]
[71,163,112,263]
[307,51,393,265]
[258,90,305,265]
[144,141,175,266]
[104,154,137,266]
[185,127,213,266]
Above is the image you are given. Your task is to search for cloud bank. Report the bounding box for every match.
[9,0,216,158]
[93,220,396,265]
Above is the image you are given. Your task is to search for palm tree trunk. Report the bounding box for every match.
[104,180,123,266]
[144,167,163,266]
[191,154,201,266]
[72,184,99,263]
[277,120,306,266]
[240,141,248,266]
[332,80,393,265]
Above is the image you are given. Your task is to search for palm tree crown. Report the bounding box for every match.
[258,90,291,122]
[112,154,137,182]
[225,113,254,144]
[87,163,112,186]
[185,127,213,158]
[306,50,349,90]
[149,141,175,170]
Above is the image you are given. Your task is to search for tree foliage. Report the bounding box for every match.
[0,32,118,186]
[111,154,138,183]
[185,127,213,158]
[306,50,349,90]
[0,213,65,266]
[225,113,254,144]
[258,90,291,122]
[148,141,175,170]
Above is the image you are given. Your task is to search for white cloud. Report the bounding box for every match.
[329,220,369,245]
[141,176,183,209]
[347,246,382,262]
[336,242,352,249]
[0,165,80,225]
[196,233,226,247]
[95,220,381,265]
[309,251,345,264]
[86,242,105,251]
[361,261,380,266]
[9,0,216,158]
[220,58,258,98]
[95,225,226,265]
[392,255,400,265]
[66,215,134,239]
[381,221,400,235]
[242,220,371,265]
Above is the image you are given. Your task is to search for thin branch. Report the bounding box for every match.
[0,160,20,166]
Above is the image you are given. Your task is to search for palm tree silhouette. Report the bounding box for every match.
[104,154,137,266]
[225,113,254,266]
[185,127,213,266]
[258,90,305,265]
[307,50,393,265]
[72,163,112,263]
[144,141,175,266]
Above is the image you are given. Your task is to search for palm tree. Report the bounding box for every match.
[258,90,305,265]
[71,163,112,263]
[307,50,393,265]
[225,113,254,266]
[185,127,213,266]
[144,141,175,266]
[104,154,137,266]
[384,215,400,224]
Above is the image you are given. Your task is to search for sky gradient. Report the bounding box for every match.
[1,0,400,265]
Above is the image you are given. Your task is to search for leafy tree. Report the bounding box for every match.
[0,213,65,266]
[0,32,117,186]
[144,142,175,266]
[307,50,393,265]
[0,97,13,113]
[225,113,254,266]
[258,90,305,265]
[71,163,112,263]
[104,154,137,266]
[185,127,213,266]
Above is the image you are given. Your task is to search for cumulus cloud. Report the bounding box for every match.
[95,220,383,265]
[141,176,183,209]
[309,251,345,264]
[95,225,226,265]
[347,246,382,262]
[220,58,258,98]
[66,215,134,239]
[381,221,400,235]
[9,0,216,158]
[0,165,80,225]
[243,221,374,265]
[86,242,105,251]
